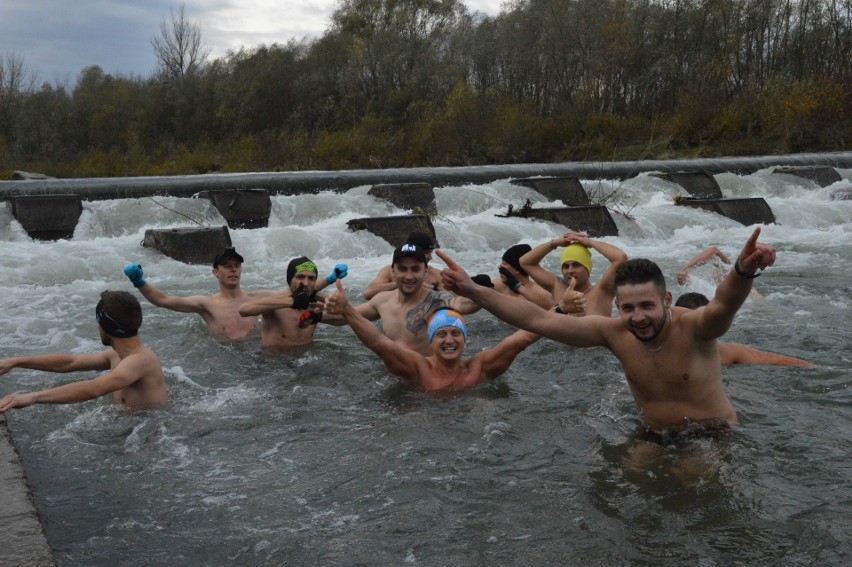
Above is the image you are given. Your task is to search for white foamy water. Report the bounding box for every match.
[1,167,850,565]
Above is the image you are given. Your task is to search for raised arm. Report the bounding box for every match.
[362,266,396,300]
[677,247,731,284]
[519,241,561,292]
[0,351,115,376]
[476,329,541,381]
[326,281,422,379]
[124,264,208,313]
[238,291,296,316]
[437,250,609,348]
[696,228,775,340]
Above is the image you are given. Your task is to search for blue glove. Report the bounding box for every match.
[325,263,349,285]
[123,264,147,288]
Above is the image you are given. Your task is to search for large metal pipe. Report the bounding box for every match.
[1,152,851,201]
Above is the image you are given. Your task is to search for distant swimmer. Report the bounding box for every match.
[327,281,539,392]
[238,256,348,352]
[347,244,480,356]
[439,227,777,436]
[675,293,813,367]
[0,291,167,412]
[362,231,444,299]
[677,246,762,299]
[520,231,627,316]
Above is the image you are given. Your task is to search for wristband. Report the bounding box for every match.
[554,304,566,314]
[734,259,761,279]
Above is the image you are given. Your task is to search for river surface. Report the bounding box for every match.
[1,167,850,566]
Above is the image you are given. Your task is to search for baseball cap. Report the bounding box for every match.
[213,247,244,268]
[392,243,427,265]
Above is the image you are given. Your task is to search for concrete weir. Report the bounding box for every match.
[1,152,851,244]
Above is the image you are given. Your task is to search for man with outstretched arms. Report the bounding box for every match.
[352,244,480,357]
[470,244,557,310]
[327,280,539,392]
[520,232,627,316]
[0,290,167,412]
[123,247,344,340]
[439,228,776,435]
[238,256,347,352]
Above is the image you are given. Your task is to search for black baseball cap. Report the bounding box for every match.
[392,243,427,266]
[213,247,244,268]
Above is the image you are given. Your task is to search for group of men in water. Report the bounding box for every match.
[0,226,812,442]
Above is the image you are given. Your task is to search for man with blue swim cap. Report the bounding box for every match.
[326,281,539,392]
[0,291,167,413]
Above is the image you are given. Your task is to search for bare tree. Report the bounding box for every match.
[0,51,36,148]
[151,4,210,80]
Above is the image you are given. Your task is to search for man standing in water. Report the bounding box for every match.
[520,231,628,316]
[327,281,540,392]
[439,227,776,436]
[238,256,347,351]
[0,291,167,412]
[363,231,445,299]
[351,244,480,357]
[123,247,344,340]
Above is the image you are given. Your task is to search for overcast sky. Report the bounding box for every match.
[1,0,504,85]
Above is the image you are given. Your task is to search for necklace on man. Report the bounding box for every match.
[646,343,664,352]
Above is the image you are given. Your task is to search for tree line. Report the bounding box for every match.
[0,0,849,179]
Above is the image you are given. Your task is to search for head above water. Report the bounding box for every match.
[427,309,468,343]
[501,244,531,277]
[95,290,142,339]
[675,292,710,309]
[213,247,244,268]
[560,243,592,274]
[287,256,318,285]
[615,258,667,296]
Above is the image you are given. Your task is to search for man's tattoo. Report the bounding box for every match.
[405,291,452,335]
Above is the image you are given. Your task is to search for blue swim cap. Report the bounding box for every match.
[427,309,467,343]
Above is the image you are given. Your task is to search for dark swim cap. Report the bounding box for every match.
[501,244,531,277]
[287,256,318,284]
[95,299,138,338]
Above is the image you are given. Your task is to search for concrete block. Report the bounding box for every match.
[650,171,723,198]
[142,226,232,265]
[504,205,618,237]
[368,183,436,215]
[677,198,776,225]
[347,214,438,248]
[772,165,842,187]
[8,194,83,240]
[199,189,271,229]
[510,177,590,204]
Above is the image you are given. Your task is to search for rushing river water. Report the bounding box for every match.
[1,167,850,566]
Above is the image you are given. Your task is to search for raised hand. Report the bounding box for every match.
[324,279,349,315]
[325,263,349,285]
[436,250,475,296]
[123,264,146,288]
[736,227,776,277]
[561,277,586,314]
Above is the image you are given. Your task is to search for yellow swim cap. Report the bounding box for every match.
[560,243,592,273]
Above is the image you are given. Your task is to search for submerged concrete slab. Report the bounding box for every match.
[510,177,590,205]
[0,416,56,566]
[504,205,618,237]
[677,198,776,226]
[200,189,272,229]
[8,194,83,240]
[347,214,438,248]
[650,171,723,198]
[142,226,233,265]
[368,183,437,216]
[772,165,842,187]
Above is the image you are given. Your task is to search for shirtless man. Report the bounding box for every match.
[520,232,627,316]
[486,244,557,310]
[439,227,776,435]
[353,244,480,356]
[238,256,346,352]
[675,293,813,367]
[124,248,345,340]
[677,246,762,299]
[362,231,444,299]
[0,291,167,412]
[327,281,539,392]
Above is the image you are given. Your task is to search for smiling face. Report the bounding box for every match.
[615,281,672,343]
[391,256,427,296]
[430,327,466,360]
[213,260,242,288]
